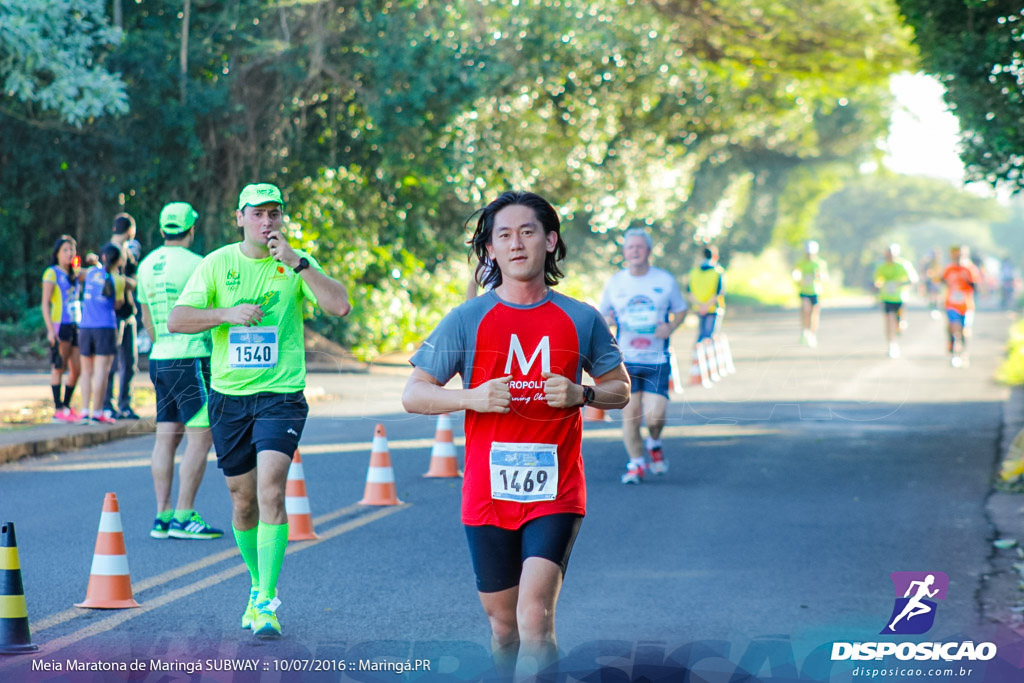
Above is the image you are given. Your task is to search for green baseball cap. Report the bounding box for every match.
[237,183,284,210]
[159,202,198,234]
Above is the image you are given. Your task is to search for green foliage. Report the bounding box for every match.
[0,0,128,125]
[896,0,1024,191]
[996,319,1024,386]
[1,0,918,357]
[0,307,45,358]
[288,168,466,359]
[812,171,1005,287]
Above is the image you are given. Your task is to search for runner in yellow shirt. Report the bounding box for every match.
[792,240,828,347]
[873,243,919,359]
[687,245,725,343]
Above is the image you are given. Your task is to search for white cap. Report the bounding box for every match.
[805,240,819,255]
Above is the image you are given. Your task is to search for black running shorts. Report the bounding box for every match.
[208,390,307,476]
[464,513,583,593]
[149,357,211,427]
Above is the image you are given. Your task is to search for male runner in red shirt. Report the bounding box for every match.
[403,190,629,680]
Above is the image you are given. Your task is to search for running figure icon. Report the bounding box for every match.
[887,574,939,632]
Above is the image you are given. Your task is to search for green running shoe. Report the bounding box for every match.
[168,511,224,540]
[253,597,282,638]
[241,587,260,630]
[150,517,170,539]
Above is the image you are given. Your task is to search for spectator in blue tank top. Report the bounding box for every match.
[77,244,126,425]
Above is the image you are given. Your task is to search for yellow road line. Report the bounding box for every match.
[7,425,775,472]
[31,503,368,633]
[3,504,408,665]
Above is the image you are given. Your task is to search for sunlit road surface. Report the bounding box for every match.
[0,303,1018,681]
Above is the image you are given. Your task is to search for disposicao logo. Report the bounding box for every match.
[882,571,948,635]
[830,571,997,663]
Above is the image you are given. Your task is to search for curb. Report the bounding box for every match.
[0,419,156,465]
[981,386,1024,634]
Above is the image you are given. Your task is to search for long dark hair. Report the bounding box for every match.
[469,190,567,289]
[50,234,77,273]
[100,244,122,270]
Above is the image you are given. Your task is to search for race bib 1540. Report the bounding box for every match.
[228,325,279,369]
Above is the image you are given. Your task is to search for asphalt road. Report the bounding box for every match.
[0,304,1019,682]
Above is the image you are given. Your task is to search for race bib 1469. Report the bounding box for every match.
[489,442,558,503]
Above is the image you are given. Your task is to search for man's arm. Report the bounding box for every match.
[402,367,511,415]
[656,309,687,339]
[140,303,157,341]
[541,364,630,410]
[267,232,350,317]
[168,304,264,334]
[296,268,351,317]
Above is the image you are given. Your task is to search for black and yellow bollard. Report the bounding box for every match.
[0,522,37,654]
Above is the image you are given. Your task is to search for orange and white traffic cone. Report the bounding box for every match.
[668,352,684,395]
[75,493,140,609]
[712,336,730,378]
[689,345,704,386]
[583,405,609,421]
[358,424,403,506]
[0,522,37,654]
[703,339,721,382]
[286,450,318,540]
[692,344,713,388]
[424,414,462,478]
[719,334,736,375]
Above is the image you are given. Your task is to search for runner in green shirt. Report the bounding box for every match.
[873,243,919,359]
[168,183,351,638]
[791,240,828,347]
[137,201,222,542]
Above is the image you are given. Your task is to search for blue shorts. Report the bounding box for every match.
[465,514,583,593]
[625,361,671,398]
[209,390,308,477]
[946,309,973,328]
[883,301,903,314]
[800,293,819,307]
[79,327,117,357]
[150,357,211,427]
[697,312,721,341]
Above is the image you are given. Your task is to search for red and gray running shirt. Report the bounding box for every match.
[410,289,623,530]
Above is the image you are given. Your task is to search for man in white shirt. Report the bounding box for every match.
[599,228,688,484]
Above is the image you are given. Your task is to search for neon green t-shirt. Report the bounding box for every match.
[794,257,828,296]
[137,246,213,360]
[874,259,917,304]
[175,242,322,395]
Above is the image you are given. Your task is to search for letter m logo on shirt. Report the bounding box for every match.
[504,334,551,375]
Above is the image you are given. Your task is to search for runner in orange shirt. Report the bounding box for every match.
[942,245,981,368]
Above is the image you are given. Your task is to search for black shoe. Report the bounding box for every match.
[118,409,141,420]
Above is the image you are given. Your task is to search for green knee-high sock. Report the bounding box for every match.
[233,525,259,589]
[257,522,289,603]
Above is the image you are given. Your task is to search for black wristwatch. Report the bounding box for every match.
[293,257,310,274]
[581,385,596,407]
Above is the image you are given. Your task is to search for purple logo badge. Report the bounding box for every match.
[881,571,949,635]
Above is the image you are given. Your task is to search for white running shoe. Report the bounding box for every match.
[620,461,645,485]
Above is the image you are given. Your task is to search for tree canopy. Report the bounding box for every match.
[896,0,1024,192]
[1,0,918,357]
[0,0,128,126]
